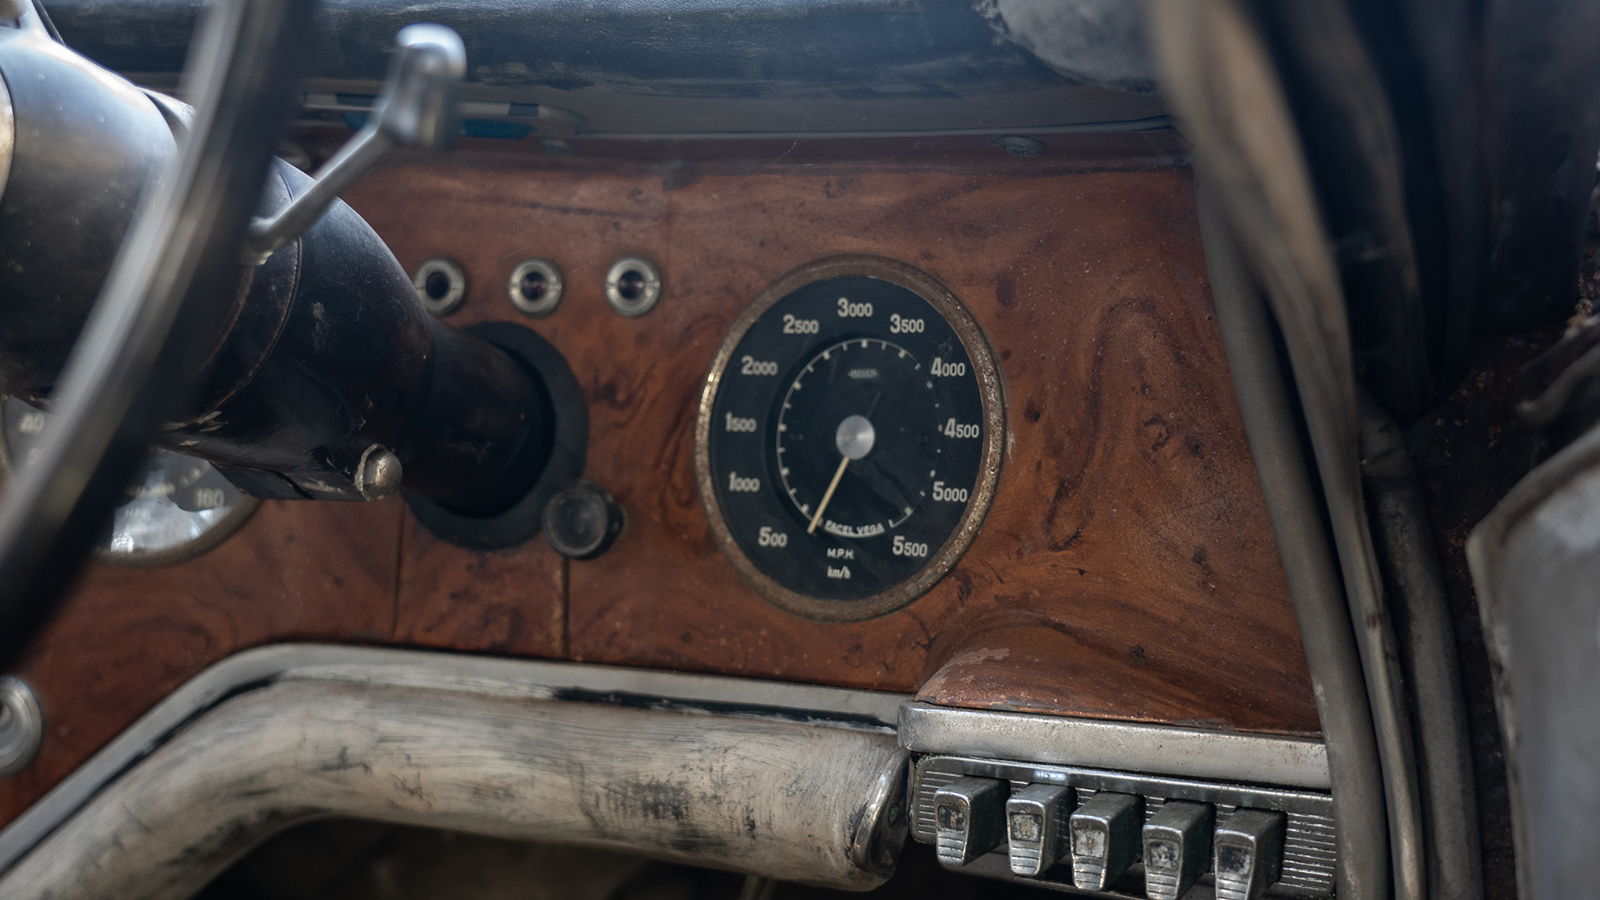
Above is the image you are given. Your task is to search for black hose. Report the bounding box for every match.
[1358,387,1483,900]
[1198,173,1390,900]
[1145,3,1427,895]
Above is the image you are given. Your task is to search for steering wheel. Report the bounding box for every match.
[0,0,315,667]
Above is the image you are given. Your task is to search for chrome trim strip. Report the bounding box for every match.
[0,673,906,898]
[0,644,908,874]
[549,116,1176,142]
[0,643,1334,888]
[898,702,1330,790]
[0,66,13,210]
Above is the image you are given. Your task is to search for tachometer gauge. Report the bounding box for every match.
[696,256,1003,620]
[1,397,259,567]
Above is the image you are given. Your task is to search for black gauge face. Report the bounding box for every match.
[775,338,941,536]
[697,257,1003,621]
[1,397,259,566]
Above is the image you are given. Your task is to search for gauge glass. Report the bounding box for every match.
[775,338,940,535]
[697,256,1003,621]
[1,397,259,566]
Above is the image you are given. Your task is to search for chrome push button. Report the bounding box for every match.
[1215,808,1288,900]
[1006,783,1074,876]
[1068,791,1143,891]
[933,776,1007,866]
[1143,800,1215,900]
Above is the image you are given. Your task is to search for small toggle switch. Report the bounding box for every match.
[1007,784,1075,877]
[1214,808,1288,900]
[1143,800,1216,900]
[934,777,1008,866]
[1068,791,1143,891]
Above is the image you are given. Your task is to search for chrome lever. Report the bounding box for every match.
[240,23,464,265]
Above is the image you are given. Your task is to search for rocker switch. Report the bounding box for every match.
[1143,800,1216,900]
[933,776,1008,866]
[1069,791,1143,891]
[1214,809,1288,900]
[1007,784,1075,876]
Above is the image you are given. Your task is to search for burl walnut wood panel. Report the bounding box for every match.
[0,498,403,828]
[394,521,564,657]
[350,148,1319,734]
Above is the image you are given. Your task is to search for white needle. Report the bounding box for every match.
[808,456,851,535]
[808,405,878,536]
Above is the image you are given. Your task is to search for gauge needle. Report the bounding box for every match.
[809,393,880,536]
[808,456,851,535]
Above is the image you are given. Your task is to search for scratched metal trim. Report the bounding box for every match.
[900,702,1330,790]
[0,643,910,876]
[1,678,908,897]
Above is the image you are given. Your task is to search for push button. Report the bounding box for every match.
[1068,791,1143,891]
[933,776,1008,866]
[1143,800,1215,900]
[1214,808,1287,900]
[1006,784,1074,877]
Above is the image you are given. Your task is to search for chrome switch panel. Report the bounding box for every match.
[1006,783,1074,877]
[911,755,1335,898]
[933,776,1007,866]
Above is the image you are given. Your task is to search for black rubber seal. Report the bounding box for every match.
[405,322,587,549]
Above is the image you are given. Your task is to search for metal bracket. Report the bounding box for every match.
[240,24,464,265]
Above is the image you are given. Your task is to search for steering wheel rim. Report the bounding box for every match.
[0,0,314,668]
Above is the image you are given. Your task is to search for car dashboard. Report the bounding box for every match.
[1,0,1577,898]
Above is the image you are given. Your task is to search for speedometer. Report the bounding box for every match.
[696,256,1003,621]
[1,397,259,567]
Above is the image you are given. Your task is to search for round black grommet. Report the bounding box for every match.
[405,321,587,550]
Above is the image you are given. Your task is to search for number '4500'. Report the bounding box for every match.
[943,418,979,439]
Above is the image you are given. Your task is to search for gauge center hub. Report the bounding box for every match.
[835,415,875,460]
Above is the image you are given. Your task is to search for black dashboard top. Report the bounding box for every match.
[47,0,1166,137]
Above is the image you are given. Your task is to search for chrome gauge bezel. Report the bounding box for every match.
[0,399,260,568]
[695,255,1004,621]
[92,491,260,569]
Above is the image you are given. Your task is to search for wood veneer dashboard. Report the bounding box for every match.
[0,133,1318,827]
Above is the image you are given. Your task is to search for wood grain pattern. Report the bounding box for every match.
[347,146,1318,734]
[394,515,565,657]
[0,141,1321,834]
[0,498,402,828]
